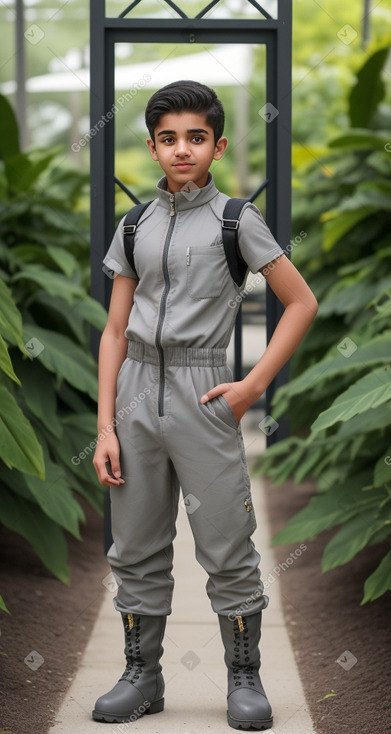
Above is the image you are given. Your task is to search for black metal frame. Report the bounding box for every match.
[90,0,292,443]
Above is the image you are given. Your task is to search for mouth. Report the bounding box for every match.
[173,163,195,170]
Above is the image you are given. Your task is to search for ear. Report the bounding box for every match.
[146,138,159,161]
[213,136,228,161]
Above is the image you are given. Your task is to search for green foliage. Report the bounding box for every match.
[255,47,391,604]
[0,594,10,615]
[348,47,389,128]
[0,95,106,603]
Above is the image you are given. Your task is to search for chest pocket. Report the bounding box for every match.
[186,243,228,299]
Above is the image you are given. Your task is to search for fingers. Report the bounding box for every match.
[93,446,125,487]
[200,382,229,404]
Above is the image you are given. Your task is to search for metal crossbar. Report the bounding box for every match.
[119,0,188,19]
[247,0,273,20]
[118,0,143,19]
[196,0,223,20]
[120,0,273,21]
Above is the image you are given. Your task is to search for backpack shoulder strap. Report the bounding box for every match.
[123,200,153,277]
[221,198,249,287]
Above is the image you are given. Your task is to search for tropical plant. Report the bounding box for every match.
[254,45,391,604]
[0,94,107,611]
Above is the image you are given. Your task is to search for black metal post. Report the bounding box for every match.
[265,0,292,445]
[90,0,116,357]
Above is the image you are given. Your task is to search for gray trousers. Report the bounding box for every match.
[107,341,269,618]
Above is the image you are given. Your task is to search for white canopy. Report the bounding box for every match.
[1,45,253,95]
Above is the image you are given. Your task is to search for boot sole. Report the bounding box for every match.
[227,711,273,731]
[92,697,164,723]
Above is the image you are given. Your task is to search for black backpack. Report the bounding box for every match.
[123,198,249,287]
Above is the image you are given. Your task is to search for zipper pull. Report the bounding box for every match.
[169,194,175,217]
[127,613,134,630]
[236,615,244,632]
[186,247,191,266]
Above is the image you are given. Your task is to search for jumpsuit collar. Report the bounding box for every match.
[156,173,219,212]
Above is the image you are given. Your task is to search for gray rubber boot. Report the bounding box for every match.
[92,613,166,723]
[218,613,273,730]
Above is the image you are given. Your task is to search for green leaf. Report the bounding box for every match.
[0,333,20,384]
[361,550,391,604]
[0,593,10,614]
[0,487,69,583]
[272,333,391,414]
[322,206,376,251]
[348,48,388,128]
[33,292,87,345]
[312,367,391,432]
[293,444,326,482]
[272,471,377,545]
[317,279,388,319]
[322,508,389,572]
[24,440,85,539]
[328,129,391,151]
[53,413,101,487]
[321,691,337,700]
[333,187,391,215]
[254,437,307,485]
[71,295,108,332]
[368,525,391,547]
[23,324,98,401]
[11,265,85,305]
[45,246,78,277]
[11,244,78,277]
[31,202,87,237]
[374,449,391,487]
[9,244,54,268]
[4,149,59,192]
[32,293,107,346]
[13,355,62,438]
[337,402,391,439]
[1,452,84,539]
[0,385,45,477]
[0,278,24,349]
[0,94,20,160]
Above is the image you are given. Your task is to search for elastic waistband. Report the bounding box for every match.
[127,340,227,367]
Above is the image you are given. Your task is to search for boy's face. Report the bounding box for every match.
[146,111,227,193]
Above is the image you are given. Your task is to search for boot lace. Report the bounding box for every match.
[232,622,256,687]
[121,617,144,684]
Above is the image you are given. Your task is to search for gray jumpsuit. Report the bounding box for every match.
[102,175,284,619]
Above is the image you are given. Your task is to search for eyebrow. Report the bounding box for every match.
[157,128,209,136]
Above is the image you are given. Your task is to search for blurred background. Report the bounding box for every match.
[2,0,390,207]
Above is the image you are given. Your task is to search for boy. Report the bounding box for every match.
[92,80,318,730]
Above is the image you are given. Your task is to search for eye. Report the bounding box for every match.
[192,136,204,143]
[162,136,174,144]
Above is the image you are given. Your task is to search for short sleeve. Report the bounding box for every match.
[237,203,284,274]
[102,215,138,280]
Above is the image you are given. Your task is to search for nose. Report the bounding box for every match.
[174,138,190,156]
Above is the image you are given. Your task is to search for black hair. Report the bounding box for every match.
[145,80,225,144]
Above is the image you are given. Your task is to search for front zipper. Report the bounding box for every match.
[155,193,176,417]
